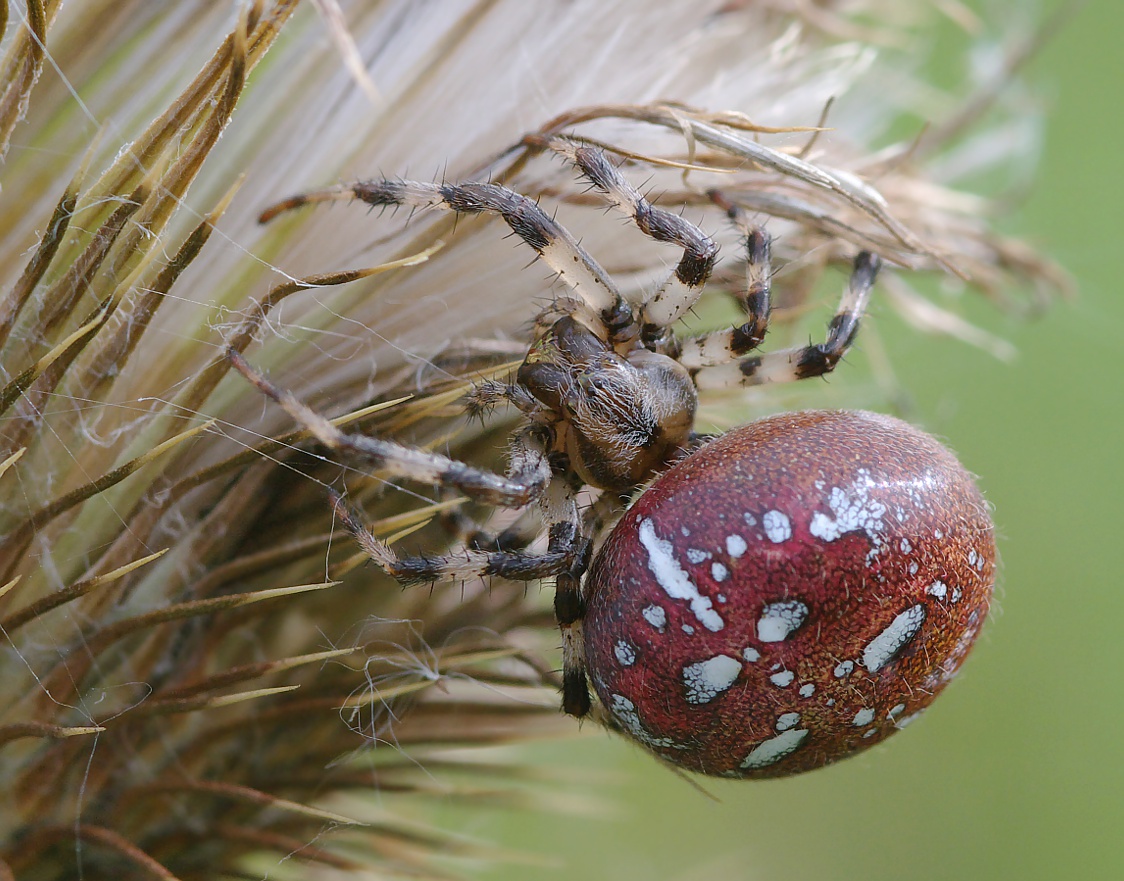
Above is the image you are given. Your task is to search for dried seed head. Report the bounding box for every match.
[0,0,1060,876]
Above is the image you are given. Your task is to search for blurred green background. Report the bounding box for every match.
[466,3,1123,879]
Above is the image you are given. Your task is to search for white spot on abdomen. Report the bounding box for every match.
[642,604,667,632]
[809,471,887,544]
[614,640,636,666]
[769,670,795,687]
[682,655,742,704]
[609,694,686,750]
[833,660,855,678]
[776,712,801,731]
[756,600,808,642]
[863,604,927,672]
[639,519,724,632]
[763,510,792,543]
[726,534,747,558]
[740,729,809,769]
[853,707,875,726]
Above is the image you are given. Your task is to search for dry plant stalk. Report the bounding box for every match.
[0,1,1067,878]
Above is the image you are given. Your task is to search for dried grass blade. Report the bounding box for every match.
[23,825,181,881]
[0,448,24,480]
[76,178,245,403]
[131,777,366,826]
[112,580,339,633]
[0,302,110,415]
[2,421,214,551]
[0,721,104,746]
[310,0,380,103]
[32,582,338,704]
[0,548,168,634]
[80,0,297,208]
[129,684,300,718]
[35,181,147,341]
[209,826,361,870]
[0,0,46,160]
[0,167,82,350]
[0,575,19,604]
[882,276,1018,362]
[156,648,357,701]
[686,117,959,274]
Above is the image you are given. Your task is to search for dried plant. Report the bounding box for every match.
[0,1,1068,878]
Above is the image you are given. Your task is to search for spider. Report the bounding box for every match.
[232,139,881,721]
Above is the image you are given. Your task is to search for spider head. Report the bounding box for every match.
[519,316,697,493]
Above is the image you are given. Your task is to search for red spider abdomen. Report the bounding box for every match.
[583,409,996,778]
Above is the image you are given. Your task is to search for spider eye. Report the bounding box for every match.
[582,409,995,778]
[577,372,607,394]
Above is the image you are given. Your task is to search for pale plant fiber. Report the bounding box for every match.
[0,1,1064,878]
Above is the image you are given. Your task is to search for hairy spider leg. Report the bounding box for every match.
[227,348,552,508]
[534,477,594,717]
[260,179,636,344]
[679,226,772,368]
[327,486,582,585]
[549,141,720,347]
[694,250,881,388]
[439,495,542,552]
[229,349,596,711]
[331,475,592,715]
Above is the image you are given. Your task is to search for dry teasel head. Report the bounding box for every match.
[0,2,1068,878]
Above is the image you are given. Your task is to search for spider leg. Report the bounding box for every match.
[463,378,544,421]
[536,477,593,718]
[336,474,594,718]
[261,179,634,343]
[550,141,719,347]
[330,490,575,585]
[693,251,881,389]
[439,496,541,552]
[678,226,772,369]
[228,350,552,508]
[581,488,629,549]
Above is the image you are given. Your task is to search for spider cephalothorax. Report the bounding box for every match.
[232,138,994,776]
[514,314,698,492]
